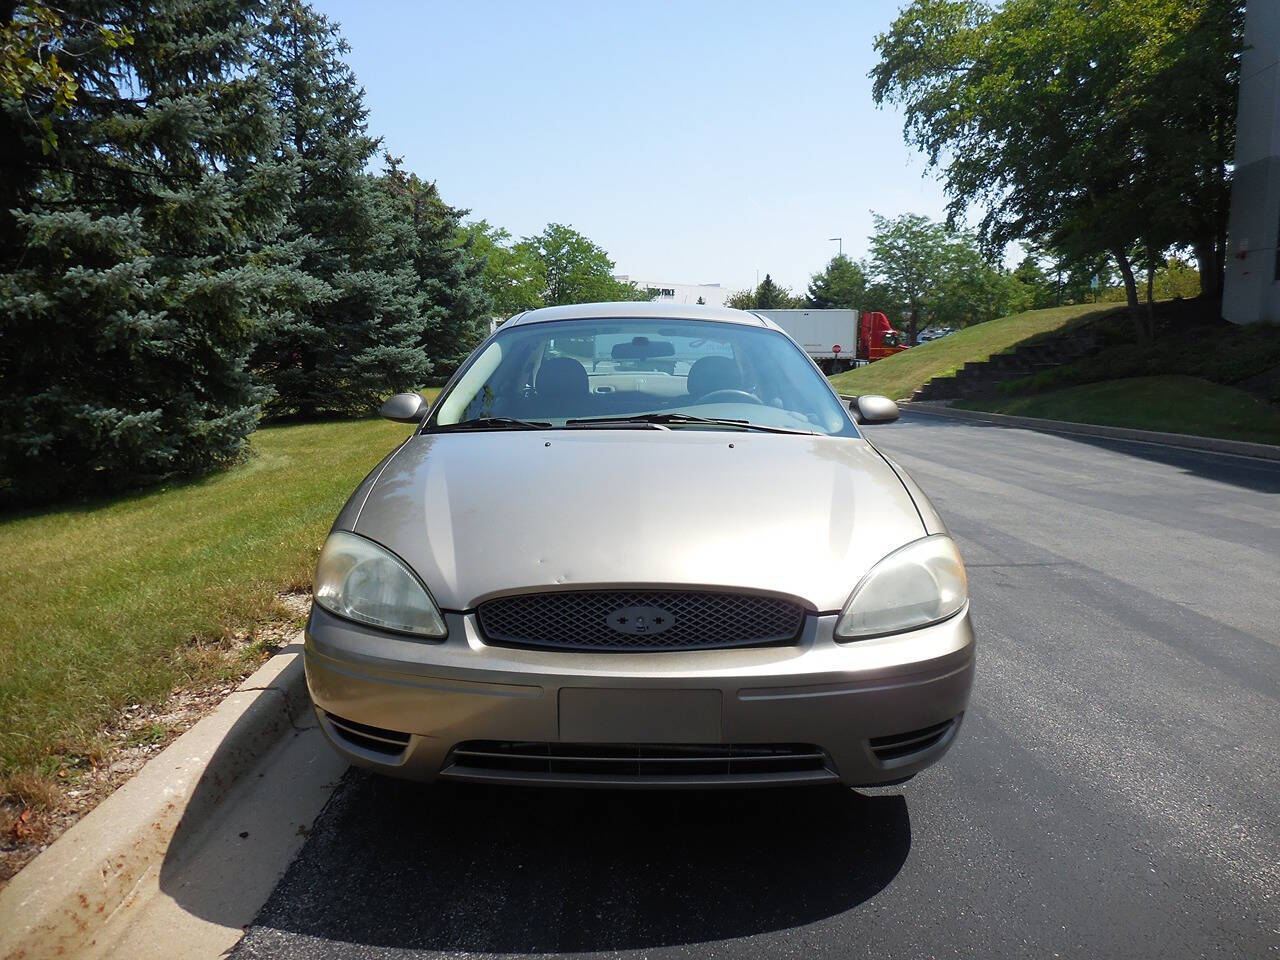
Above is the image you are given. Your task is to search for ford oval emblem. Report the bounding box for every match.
[606,605,675,636]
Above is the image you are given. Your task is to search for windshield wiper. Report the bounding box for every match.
[565,412,814,435]
[431,416,552,432]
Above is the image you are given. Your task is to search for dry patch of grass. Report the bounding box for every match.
[0,591,312,884]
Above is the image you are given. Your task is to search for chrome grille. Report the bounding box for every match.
[476,590,805,652]
[444,741,837,785]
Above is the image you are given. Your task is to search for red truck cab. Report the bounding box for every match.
[858,311,910,363]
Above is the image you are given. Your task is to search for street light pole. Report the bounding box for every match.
[828,237,843,257]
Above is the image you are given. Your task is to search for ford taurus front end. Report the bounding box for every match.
[305,302,975,788]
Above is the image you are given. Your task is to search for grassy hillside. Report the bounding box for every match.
[991,310,1280,403]
[0,401,436,795]
[828,303,1116,400]
[957,376,1280,445]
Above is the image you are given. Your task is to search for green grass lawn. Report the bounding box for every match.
[955,376,1280,445]
[828,303,1116,401]
[0,398,437,796]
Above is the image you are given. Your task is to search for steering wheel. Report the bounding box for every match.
[696,389,762,405]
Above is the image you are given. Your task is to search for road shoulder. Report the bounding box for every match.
[899,401,1280,461]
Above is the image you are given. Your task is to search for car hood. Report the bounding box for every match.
[348,430,925,612]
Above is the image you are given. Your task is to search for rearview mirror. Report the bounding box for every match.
[611,337,676,360]
[380,392,427,423]
[850,394,899,425]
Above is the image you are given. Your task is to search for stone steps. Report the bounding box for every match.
[907,329,1101,402]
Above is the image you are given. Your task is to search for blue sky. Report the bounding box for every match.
[311,0,954,295]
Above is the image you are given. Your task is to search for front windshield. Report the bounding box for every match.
[429,318,858,437]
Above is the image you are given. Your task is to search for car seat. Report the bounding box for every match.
[687,356,743,399]
[533,356,589,418]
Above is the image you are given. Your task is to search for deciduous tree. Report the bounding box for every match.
[1013,255,1059,310]
[458,220,545,317]
[867,214,947,343]
[867,213,1024,341]
[807,255,869,309]
[524,223,650,305]
[872,0,1243,337]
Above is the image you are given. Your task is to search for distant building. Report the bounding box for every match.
[1223,0,1280,325]
[614,276,729,308]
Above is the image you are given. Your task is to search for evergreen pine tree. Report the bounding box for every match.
[0,0,292,504]
[754,274,790,309]
[253,0,431,417]
[380,157,491,376]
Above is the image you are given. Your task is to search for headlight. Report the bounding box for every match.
[834,534,967,640]
[313,531,446,638]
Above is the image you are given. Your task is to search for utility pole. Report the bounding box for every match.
[829,237,843,258]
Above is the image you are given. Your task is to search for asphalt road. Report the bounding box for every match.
[235,416,1280,959]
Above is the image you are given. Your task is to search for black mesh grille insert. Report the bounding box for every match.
[476,590,805,652]
[446,741,835,783]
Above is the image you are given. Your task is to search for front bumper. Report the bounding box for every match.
[304,603,975,788]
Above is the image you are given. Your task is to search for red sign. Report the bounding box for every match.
[832,344,842,354]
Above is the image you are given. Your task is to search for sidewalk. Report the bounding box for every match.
[0,641,344,960]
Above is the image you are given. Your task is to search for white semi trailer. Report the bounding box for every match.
[753,309,859,373]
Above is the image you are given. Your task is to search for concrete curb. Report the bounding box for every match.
[0,642,312,960]
[895,401,1280,461]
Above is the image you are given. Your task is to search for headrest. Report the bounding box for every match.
[536,356,588,397]
[687,355,741,397]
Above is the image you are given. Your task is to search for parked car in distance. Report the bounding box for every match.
[306,302,974,788]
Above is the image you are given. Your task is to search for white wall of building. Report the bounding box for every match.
[614,276,729,309]
[1224,0,1280,325]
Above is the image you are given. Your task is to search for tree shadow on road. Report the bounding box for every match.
[242,770,911,954]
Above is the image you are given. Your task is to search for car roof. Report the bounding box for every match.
[503,301,777,329]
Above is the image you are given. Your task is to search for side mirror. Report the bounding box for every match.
[850,394,900,424]
[380,392,427,423]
